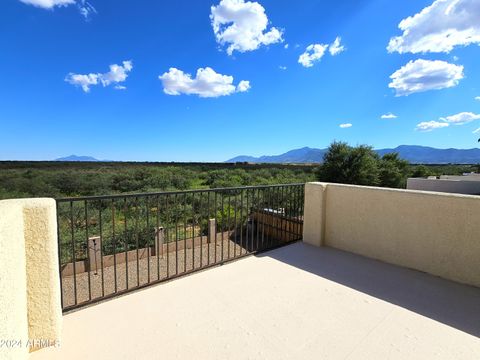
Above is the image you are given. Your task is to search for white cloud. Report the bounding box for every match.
[381,113,398,119]
[299,36,345,67]
[65,73,98,92]
[298,44,328,67]
[19,0,96,18]
[279,65,287,70]
[415,120,449,131]
[114,85,127,90]
[284,44,289,49]
[387,0,480,54]
[388,59,464,96]
[475,96,480,101]
[77,0,96,19]
[440,111,480,125]
[19,0,74,8]
[473,127,480,134]
[98,61,133,86]
[65,60,133,92]
[339,123,352,128]
[236,80,251,92]
[159,67,250,98]
[415,111,480,131]
[210,0,283,55]
[329,37,345,56]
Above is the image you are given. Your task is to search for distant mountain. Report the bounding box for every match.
[55,155,101,162]
[226,145,480,164]
[228,147,327,164]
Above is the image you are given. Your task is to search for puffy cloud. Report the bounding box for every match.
[236,80,251,92]
[299,37,345,67]
[65,60,132,92]
[298,44,328,67]
[210,0,283,55]
[415,120,449,131]
[329,37,345,56]
[98,61,133,86]
[440,111,480,125]
[387,0,480,54]
[339,123,352,128]
[415,111,480,131]
[64,73,98,92]
[279,66,287,70]
[159,67,250,98]
[475,96,480,101]
[19,0,96,18]
[388,59,464,96]
[381,113,398,119]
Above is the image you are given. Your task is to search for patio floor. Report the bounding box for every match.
[31,242,480,360]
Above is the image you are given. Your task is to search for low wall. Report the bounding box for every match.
[303,182,480,288]
[0,198,62,360]
[60,231,235,277]
[407,177,480,195]
[252,211,303,243]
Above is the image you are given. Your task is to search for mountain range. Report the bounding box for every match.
[226,145,480,164]
[55,155,103,162]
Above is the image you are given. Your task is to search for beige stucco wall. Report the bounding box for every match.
[0,199,62,360]
[303,182,480,288]
[407,177,480,195]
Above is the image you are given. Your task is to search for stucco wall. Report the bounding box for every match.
[303,182,480,288]
[0,200,29,360]
[407,177,480,195]
[0,199,62,360]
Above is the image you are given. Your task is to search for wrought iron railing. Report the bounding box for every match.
[56,184,305,311]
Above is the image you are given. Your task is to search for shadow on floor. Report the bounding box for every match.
[257,242,480,338]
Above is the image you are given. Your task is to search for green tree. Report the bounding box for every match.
[410,165,431,178]
[379,153,409,188]
[318,142,380,186]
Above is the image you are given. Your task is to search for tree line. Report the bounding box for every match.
[1,145,478,200]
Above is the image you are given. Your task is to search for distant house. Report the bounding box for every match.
[407,173,480,195]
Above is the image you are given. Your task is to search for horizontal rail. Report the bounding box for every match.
[56,183,305,202]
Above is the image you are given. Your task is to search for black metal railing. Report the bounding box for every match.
[56,183,305,311]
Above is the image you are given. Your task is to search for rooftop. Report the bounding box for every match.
[31,242,480,360]
[3,182,480,360]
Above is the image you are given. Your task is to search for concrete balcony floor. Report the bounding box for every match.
[32,242,480,360]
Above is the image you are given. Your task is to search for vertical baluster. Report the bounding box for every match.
[85,200,92,301]
[99,201,105,298]
[191,192,195,271]
[124,198,129,290]
[146,196,151,284]
[135,196,140,287]
[175,194,179,275]
[112,199,117,293]
[156,195,160,281]
[214,191,218,263]
[233,190,238,258]
[184,193,187,273]
[70,201,77,305]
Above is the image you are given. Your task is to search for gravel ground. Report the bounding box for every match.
[61,237,267,308]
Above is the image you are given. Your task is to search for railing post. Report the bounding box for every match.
[88,236,102,274]
[155,227,165,258]
[207,218,216,244]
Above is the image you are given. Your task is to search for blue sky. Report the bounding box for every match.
[1,0,480,161]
